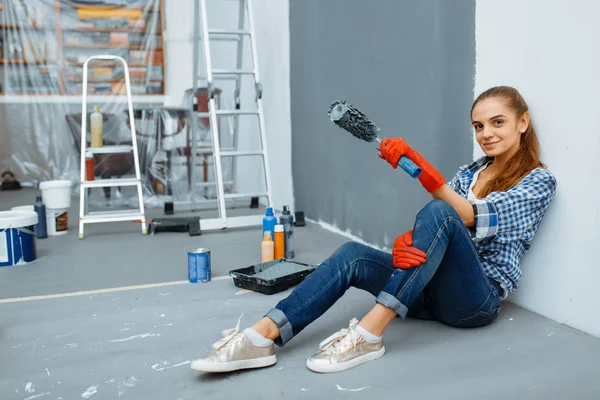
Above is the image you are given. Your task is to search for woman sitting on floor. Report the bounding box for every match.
[191,86,557,374]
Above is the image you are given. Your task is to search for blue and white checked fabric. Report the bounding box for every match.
[447,156,557,299]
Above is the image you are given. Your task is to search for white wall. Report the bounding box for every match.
[475,0,600,338]
[163,0,293,211]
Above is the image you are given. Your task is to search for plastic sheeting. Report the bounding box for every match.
[64,99,236,208]
[0,0,235,209]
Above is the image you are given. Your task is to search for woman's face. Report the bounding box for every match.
[471,98,529,160]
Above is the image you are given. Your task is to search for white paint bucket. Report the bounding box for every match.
[46,208,69,236]
[40,180,72,236]
[0,211,38,267]
[11,205,34,212]
[39,180,72,209]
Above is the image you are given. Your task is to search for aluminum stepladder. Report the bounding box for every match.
[189,0,274,231]
[78,55,147,239]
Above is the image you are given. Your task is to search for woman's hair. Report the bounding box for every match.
[470,86,545,197]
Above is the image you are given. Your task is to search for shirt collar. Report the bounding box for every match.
[466,156,494,174]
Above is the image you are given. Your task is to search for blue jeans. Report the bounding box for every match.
[265,200,503,346]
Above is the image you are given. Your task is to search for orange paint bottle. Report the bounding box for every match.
[261,231,274,263]
[274,224,285,259]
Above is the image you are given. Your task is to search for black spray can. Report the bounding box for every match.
[34,196,48,239]
[280,205,294,258]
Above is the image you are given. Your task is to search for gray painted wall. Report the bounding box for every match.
[290,0,476,249]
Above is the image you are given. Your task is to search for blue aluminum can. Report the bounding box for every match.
[188,248,211,283]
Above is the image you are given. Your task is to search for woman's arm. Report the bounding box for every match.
[377,139,475,226]
[431,185,475,227]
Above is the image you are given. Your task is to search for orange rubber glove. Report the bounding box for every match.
[380,138,446,193]
[392,230,427,269]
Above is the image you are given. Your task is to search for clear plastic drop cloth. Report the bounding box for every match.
[0,0,235,211]
[64,99,236,210]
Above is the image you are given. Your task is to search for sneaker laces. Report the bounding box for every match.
[212,313,245,351]
[318,318,363,354]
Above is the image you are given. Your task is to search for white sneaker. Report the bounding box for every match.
[191,315,277,373]
[306,318,385,373]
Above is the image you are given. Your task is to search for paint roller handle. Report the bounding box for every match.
[398,157,421,178]
[375,138,422,178]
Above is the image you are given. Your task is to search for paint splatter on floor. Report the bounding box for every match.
[117,376,137,397]
[109,333,160,343]
[335,384,371,392]
[151,360,191,371]
[24,392,51,400]
[81,385,98,398]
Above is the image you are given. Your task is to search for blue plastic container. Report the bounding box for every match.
[0,211,38,267]
[262,207,277,240]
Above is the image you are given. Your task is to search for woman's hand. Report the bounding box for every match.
[379,138,446,193]
[392,230,427,269]
[379,138,410,169]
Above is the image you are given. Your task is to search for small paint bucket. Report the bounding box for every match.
[188,248,211,283]
[40,180,72,236]
[0,211,38,267]
[39,180,72,208]
[46,208,69,236]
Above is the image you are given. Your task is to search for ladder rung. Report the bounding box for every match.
[224,192,268,200]
[208,29,251,36]
[82,210,144,224]
[195,110,258,117]
[189,147,234,155]
[87,145,132,154]
[197,35,240,42]
[81,178,140,188]
[219,150,263,157]
[212,69,255,75]
[197,75,239,81]
[216,110,258,116]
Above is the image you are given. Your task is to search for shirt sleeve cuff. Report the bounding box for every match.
[470,198,499,241]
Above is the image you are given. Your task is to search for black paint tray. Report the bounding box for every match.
[229,259,317,295]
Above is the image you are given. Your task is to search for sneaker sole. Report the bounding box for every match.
[306,346,385,373]
[190,355,277,373]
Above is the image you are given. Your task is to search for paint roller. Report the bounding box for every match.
[327,100,421,178]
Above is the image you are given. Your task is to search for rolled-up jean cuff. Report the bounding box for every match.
[376,291,409,319]
[265,308,293,347]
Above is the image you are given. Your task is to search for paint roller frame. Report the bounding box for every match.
[327,100,422,178]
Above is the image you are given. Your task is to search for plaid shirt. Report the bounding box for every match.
[447,156,557,299]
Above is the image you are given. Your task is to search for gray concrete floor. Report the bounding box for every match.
[1,189,600,399]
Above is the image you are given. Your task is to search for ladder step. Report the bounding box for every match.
[190,147,234,155]
[82,210,144,224]
[212,69,255,75]
[224,192,268,200]
[219,150,263,157]
[196,110,258,117]
[87,145,132,154]
[81,178,140,188]
[197,75,239,81]
[208,29,251,36]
